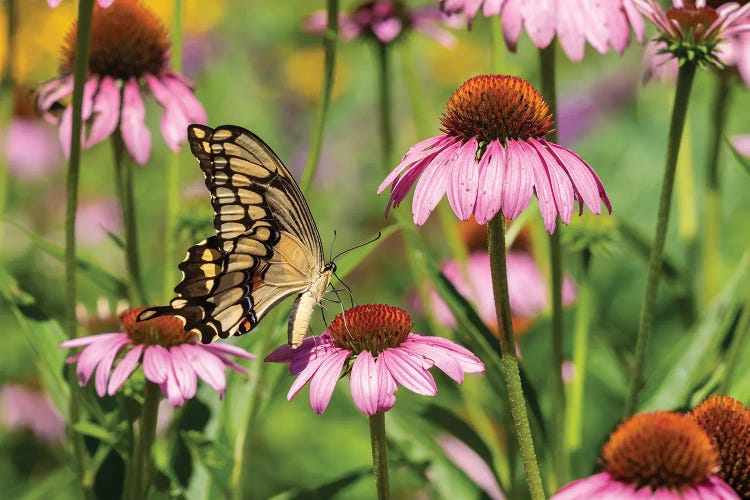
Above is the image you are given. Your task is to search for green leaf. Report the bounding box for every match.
[727,136,750,176]
[332,225,399,280]
[8,221,128,297]
[72,420,119,445]
[0,269,69,415]
[640,254,750,411]
[268,466,371,500]
[180,430,233,498]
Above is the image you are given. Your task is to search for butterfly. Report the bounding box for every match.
[138,124,334,347]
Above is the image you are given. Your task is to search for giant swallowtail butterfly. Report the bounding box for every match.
[139,124,333,347]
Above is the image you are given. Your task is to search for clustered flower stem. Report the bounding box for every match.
[625,61,698,418]
[163,0,185,302]
[64,1,96,496]
[539,43,567,487]
[112,129,147,305]
[487,214,546,500]
[299,0,339,194]
[129,381,161,499]
[701,72,731,305]
[369,412,391,500]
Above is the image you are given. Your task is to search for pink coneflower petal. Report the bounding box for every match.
[76,333,129,386]
[350,351,379,415]
[145,74,189,153]
[162,363,185,407]
[39,76,73,124]
[169,345,198,400]
[529,138,575,225]
[120,78,151,166]
[86,76,120,147]
[475,140,506,224]
[309,349,349,414]
[402,340,465,383]
[372,17,402,42]
[378,134,448,193]
[204,342,256,360]
[502,140,535,219]
[60,331,121,349]
[58,76,99,159]
[731,135,750,157]
[519,139,556,232]
[94,335,131,397]
[184,344,227,394]
[287,351,335,401]
[161,73,207,125]
[405,335,485,373]
[413,141,462,225]
[521,0,556,49]
[501,0,523,51]
[375,357,398,412]
[437,434,504,500]
[545,141,603,215]
[107,344,144,395]
[142,344,170,385]
[447,138,480,221]
[380,348,437,396]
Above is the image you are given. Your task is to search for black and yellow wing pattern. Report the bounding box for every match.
[139,125,330,345]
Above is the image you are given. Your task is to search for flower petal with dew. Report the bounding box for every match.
[61,307,254,407]
[266,304,484,415]
[378,75,610,232]
[38,0,206,166]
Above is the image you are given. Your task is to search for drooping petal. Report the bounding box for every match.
[556,1,587,62]
[120,78,151,166]
[94,336,131,397]
[378,135,448,193]
[501,0,524,52]
[287,349,335,401]
[169,345,198,400]
[529,138,575,225]
[545,142,606,214]
[183,344,227,394]
[552,472,622,499]
[86,76,121,147]
[108,344,144,395]
[60,332,121,349]
[204,341,256,360]
[308,349,349,414]
[474,140,506,224]
[518,139,556,232]
[501,140,535,220]
[412,140,461,225]
[146,74,189,153]
[375,356,397,412]
[402,340,465,383]
[161,73,207,125]
[75,333,130,387]
[403,334,485,374]
[446,138,479,221]
[162,362,185,408]
[350,351,379,415]
[731,135,750,157]
[520,0,556,49]
[142,344,170,384]
[380,348,437,396]
[38,76,74,123]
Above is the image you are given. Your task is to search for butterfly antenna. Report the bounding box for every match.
[328,229,338,262]
[330,231,382,263]
[332,271,356,308]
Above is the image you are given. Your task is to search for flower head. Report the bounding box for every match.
[0,384,65,443]
[378,75,610,232]
[690,395,750,498]
[635,0,750,67]
[306,0,456,48]
[38,0,206,165]
[60,307,254,407]
[266,304,484,415]
[441,0,645,62]
[553,411,738,499]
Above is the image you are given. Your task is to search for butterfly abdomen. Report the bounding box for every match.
[287,268,333,348]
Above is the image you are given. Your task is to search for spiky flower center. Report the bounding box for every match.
[120,307,195,347]
[327,304,412,354]
[603,411,719,491]
[61,0,169,79]
[690,395,750,498]
[440,75,554,144]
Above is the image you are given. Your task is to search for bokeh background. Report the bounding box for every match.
[1,0,749,498]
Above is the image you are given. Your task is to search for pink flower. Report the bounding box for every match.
[378,75,611,232]
[731,134,750,156]
[266,304,484,415]
[441,0,645,62]
[37,0,206,166]
[306,0,457,48]
[48,0,114,7]
[75,198,124,245]
[430,251,577,332]
[718,27,750,85]
[553,411,738,499]
[0,384,65,443]
[2,118,62,180]
[436,434,505,500]
[60,307,254,407]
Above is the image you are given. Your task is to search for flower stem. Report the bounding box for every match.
[369,412,390,500]
[130,381,161,499]
[112,130,147,305]
[489,14,504,73]
[701,72,731,305]
[565,265,591,452]
[719,286,750,394]
[487,214,545,500]
[624,62,698,418]
[163,0,184,302]
[299,0,338,194]
[376,41,393,169]
[539,43,567,487]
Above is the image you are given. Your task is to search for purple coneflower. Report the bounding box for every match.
[441,0,645,62]
[48,0,114,7]
[0,384,65,443]
[553,411,738,499]
[38,0,206,165]
[306,0,457,47]
[75,198,123,245]
[378,75,611,232]
[266,304,484,415]
[60,307,254,407]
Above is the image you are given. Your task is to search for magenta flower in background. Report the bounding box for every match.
[378,75,611,232]
[441,0,644,62]
[37,0,206,165]
[75,198,124,245]
[429,251,577,333]
[2,118,62,180]
[553,411,738,499]
[48,0,114,7]
[0,384,65,443]
[436,434,504,500]
[61,307,254,407]
[306,0,457,48]
[731,135,750,156]
[266,304,484,415]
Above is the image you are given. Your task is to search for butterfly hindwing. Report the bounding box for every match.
[138,125,327,343]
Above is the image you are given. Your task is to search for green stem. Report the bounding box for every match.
[701,73,731,305]
[625,62,698,417]
[130,381,161,499]
[719,289,750,394]
[369,412,390,500]
[376,41,392,169]
[489,14,504,73]
[565,268,591,452]
[112,130,147,305]
[487,215,546,500]
[539,43,566,487]
[299,0,338,194]
[163,0,184,302]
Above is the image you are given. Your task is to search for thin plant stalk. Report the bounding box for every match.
[625,62,698,417]
[489,14,504,72]
[539,43,566,487]
[129,381,161,499]
[565,265,592,453]
[112,130,147,305]
[163,0,185,301]
[701,72,731,305]
[299,0,339,194]
[376,41,393,168]
[0,0,16,254]
[487,214,546,500]
[369,412,390,500]
[719,286,750,394]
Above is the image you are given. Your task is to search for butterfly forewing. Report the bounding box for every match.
[139,125,327,344]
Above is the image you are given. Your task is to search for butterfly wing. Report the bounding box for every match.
[139,125,325,343]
